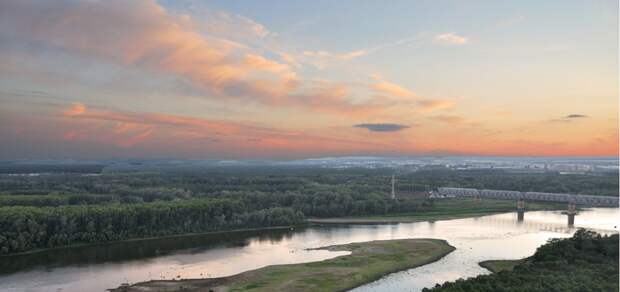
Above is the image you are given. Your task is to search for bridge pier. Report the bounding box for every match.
[567,201,576,226]
[517,199,525,222]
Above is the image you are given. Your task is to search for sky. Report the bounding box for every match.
[0,0,618,159]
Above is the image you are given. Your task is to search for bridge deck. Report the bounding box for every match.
[437,187,619,206]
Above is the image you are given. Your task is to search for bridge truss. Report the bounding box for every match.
[437,187,619,206]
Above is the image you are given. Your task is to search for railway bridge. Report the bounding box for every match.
[437,187,619,225]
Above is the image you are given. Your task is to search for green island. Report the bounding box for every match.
[111,238,455,292]
[479,259,524,273]
[309,197,566,224]
[426,229,619,291]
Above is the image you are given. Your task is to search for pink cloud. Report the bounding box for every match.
[417,99,457,113]
[63,103,86,116]
[2,0,297,103]
[371,81,417,99]
[1,0,471,122]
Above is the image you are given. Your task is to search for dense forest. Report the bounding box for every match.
[426,229,619,292]
[0,200,304,255]
[0,166,617,255]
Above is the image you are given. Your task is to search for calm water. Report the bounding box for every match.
[0,208,617,292]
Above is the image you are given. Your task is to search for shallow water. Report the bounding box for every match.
[0,208,617,292]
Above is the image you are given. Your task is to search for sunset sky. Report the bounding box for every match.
[0,0,618,159]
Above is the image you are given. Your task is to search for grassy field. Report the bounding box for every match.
[111,238,455,292]
[309,197,566,224]
[479,259,525,273]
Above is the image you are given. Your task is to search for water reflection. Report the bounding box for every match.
[0,208,617,292]
[0,228,299,275]
[351,208,618,292]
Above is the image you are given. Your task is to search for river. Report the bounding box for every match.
[0,208,617,292]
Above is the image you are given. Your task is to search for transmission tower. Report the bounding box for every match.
[391,174,396,199]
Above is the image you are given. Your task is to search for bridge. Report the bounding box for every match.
[436,187,619,225]
[437,187,619,206]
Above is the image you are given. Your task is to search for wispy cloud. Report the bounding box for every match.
[368,76,459,114]
[0,0,468,121]
[202,11,276,39]
[293,33,429,68]
[434,32,469,45]
[1,0,297,105]
[47,103,393,156]
[0,0,393,119]
[430,115,472,125]
[371,80,417,99]
[417,99,457,113]
[298,50,367,69]
[354,123,410,132]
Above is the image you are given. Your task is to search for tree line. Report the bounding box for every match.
[1,169,616,206]
[0,199,304,255]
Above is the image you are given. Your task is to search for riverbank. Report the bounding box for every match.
[110,238,455,292]
[309,197,566,224]
[0,225,303,258]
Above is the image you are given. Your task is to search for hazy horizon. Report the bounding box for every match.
[2,155,618,163]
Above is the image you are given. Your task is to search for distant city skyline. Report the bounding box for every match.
[0,0,618,159]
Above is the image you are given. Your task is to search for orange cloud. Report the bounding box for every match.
[116,129,153,148]
[56,103,387,152]
[3,0,469,121]
[2,104,617,158]
[4,0,297,103]
[3,0,403,119]
[371,81,416,99]
[417,99,457,113]
[63,103,86,116]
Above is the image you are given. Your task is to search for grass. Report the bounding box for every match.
[309,197,567,224]
[479,259,525,273]
[110,238,455,292]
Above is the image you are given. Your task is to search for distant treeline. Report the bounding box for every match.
[0,164,106,174]
[425,229,619,291]
[1,168,617,204]
[0,199,304,255]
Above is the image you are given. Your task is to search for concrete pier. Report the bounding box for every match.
[517,199,525,222]
[567,201,576,226]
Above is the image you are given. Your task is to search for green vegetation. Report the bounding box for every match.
[426,229,619,291]
[0,167,616,254]
[479,259,524,273]
[0,200,304,255]
[111,238,455,292]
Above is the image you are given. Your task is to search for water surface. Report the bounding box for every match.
[0,208,617,292]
